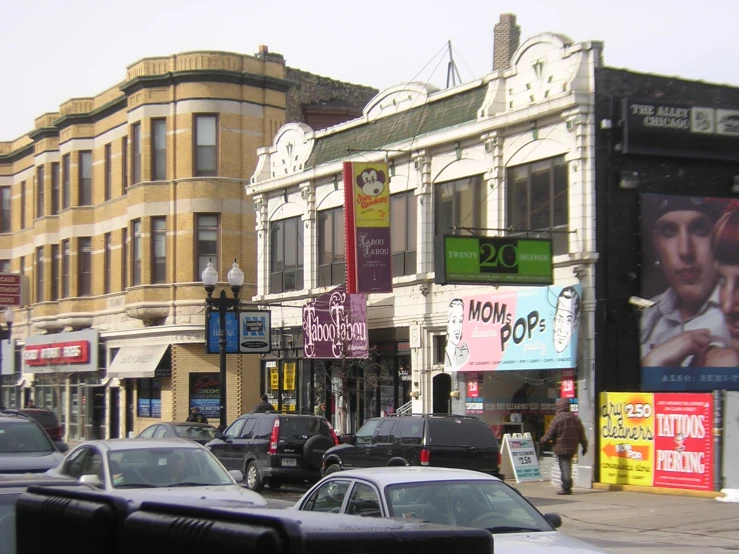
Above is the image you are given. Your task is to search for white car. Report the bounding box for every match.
[46,438,266,506]
[294,467,606,554]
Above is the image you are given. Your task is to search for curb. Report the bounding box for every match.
[593,482,724,499]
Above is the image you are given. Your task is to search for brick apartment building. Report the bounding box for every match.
[0,46,376,440]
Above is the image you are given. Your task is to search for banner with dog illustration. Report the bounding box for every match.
[599,392,714,491]
[343,161,393,294]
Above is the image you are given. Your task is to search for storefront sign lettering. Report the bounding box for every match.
[302,284,368,359]
[23,340,90,366]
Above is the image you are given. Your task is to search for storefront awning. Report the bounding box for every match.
[107,344,169,379]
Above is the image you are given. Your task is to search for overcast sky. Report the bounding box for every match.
[2,0,737,141]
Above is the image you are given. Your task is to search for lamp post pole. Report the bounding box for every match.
[202,260,244,430]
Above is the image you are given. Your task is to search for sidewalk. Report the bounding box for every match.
[508,479,739,553]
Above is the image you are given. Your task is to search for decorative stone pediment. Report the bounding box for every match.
[364,82,440,121]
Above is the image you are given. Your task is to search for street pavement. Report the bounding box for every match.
[259,480,739,553]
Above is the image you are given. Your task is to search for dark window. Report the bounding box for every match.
[132,219,142,286]
[62,154,71,209]
[104,233,112,294]
[51,245,60,301]
[427,419,496,448]
[122,228,128,289]
[278,416,331,439]
[301,480,351,513]
[270,216,304,293]
[434,174,486,238]
[136,379,161,418]
[391,192,417,277]
[62,447,89,478]
[51,163,60,215]
[240,419,257,439]
[104,143,112,201]
[224,419,245,440]
[78,237,92,296]
[317,207,345,287]
[373,419,397,444]
[151,119,167,180]
[196,214,219,279]
[19,256,24,276]
[346,483,382,517]
[255,417,274,439]
[151,216,166,284]
[132,123,141,185]
[433,335,446,364]
[20,181,26,228]
[61,240,70,298]
[36,165,45,218]
[0,187,10,233]
[35,246,44,302]
[399,417,424,445]
[507,156,569,255]
[0,260,10,273]
[354,418,380,446]
[122,136,128,191]
[79,151,92,206]
[194,115,217,176]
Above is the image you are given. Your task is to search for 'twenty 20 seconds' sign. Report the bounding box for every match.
[434,236,553,286]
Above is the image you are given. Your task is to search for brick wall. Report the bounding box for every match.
[493,13,521,72]
[284,67,378,130]
[594,67,739,393]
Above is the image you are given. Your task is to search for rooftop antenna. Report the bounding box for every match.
[446,40,462,88]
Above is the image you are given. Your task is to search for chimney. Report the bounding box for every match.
[255,44,285,64]
[493,13,521,72]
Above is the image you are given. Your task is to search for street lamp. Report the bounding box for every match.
[202,259,245,429]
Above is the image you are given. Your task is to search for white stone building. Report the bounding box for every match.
[247,30,602,487]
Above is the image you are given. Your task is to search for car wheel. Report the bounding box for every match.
[325,464,341,475]
[245,461,264,492]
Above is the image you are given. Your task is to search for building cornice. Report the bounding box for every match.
[120,70,291,96]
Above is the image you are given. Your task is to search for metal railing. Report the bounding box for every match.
[395,401,413,415]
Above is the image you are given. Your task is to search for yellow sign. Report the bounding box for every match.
[351,162,390,228]
[283,363,296,391]
[270,367,279,390]
[599,392,655,487]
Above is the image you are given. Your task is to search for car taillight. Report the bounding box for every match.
[420,448,430,466]
[269,418,280,454]
[498,452,502,467]
[328,422,339,445]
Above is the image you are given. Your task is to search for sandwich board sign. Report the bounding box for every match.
[500,433,543,483]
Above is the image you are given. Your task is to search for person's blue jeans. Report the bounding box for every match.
[557,454,573,492]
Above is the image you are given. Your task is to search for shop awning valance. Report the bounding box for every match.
[106,344,169,379]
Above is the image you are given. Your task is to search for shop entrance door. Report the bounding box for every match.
[432,373,451,414]
[109,388,120,439]
[125,380,134,437]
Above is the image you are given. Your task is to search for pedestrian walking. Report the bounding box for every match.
[540,398,588,495]
[186,406,208,423]
[253,394,274,413]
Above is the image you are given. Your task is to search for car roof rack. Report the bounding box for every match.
[384,413,480,419]
[0,409,32,420]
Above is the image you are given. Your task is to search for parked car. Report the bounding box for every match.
[46,437,267,505]
[0,411,68,475]
[294,467,606,554]
[16,408,64,442]
[137,421,217,445]
[206,412,339,492]
[322,414,502,478]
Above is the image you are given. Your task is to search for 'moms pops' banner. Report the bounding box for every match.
[444,285,582,372]
[343,162,393,294]
[599,392,714,491]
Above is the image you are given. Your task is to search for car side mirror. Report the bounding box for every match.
[340,434,354,444]
[79,474,102,488]
[55,442,69,453]
[544,513,562,529]
[229,470,244,482]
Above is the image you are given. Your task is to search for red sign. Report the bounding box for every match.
[0,273,22,307]
[23,340,90,366]
[467,379,479,398]
[561,369,575,399]
[653,393,713,491]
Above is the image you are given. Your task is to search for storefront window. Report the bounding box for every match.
[137,379,161,418]
[263,360,301,413]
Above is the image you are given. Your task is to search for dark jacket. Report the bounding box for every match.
[186,413,208,423]
[254,400,274,413]
[540,398,587,456]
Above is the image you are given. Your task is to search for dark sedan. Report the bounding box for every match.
[137,422,217,445]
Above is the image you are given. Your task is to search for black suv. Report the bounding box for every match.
[322,414,502,478]
[206,412,338,491]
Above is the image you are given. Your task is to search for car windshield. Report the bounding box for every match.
[174,424,216,441]
[0,421,55,453]
[385,480,551,533]
[107,447,233,488]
